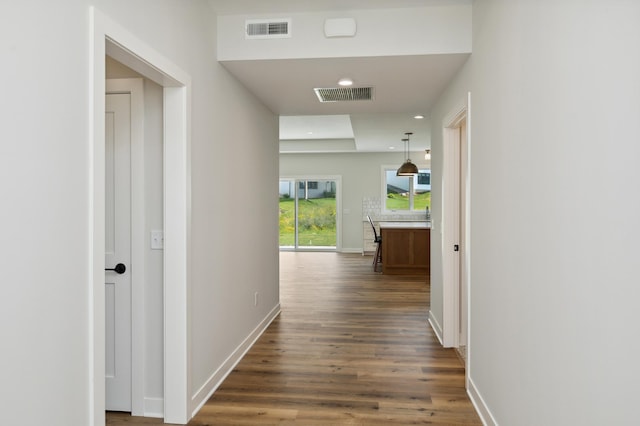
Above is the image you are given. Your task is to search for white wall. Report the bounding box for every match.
[280,152,430,252]
[447,1,640,424]
[0,3,91,424]
[0,1,279,424]
[217,4,471,60]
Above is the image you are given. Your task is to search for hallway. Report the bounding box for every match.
[108,252,480,425]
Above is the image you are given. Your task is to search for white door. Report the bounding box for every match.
[442,101,468,349]
[105,93,132,411]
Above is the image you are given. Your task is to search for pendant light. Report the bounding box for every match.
[396,132,419,176]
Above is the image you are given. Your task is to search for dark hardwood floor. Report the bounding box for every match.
[107,252,481,425]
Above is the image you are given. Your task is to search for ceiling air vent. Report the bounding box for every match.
[314,87,374,102]
[245,19,291,39]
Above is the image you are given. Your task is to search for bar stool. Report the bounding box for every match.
[367,215,382,272]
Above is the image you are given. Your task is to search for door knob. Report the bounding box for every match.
[105,263,126,274]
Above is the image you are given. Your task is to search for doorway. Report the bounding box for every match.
[279,177,341,251]
[442,93,471,361]
[91,7,191,425]
[105,76,158,415]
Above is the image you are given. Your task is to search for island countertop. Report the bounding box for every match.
[378,221,430,229]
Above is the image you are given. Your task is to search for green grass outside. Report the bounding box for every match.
[279,192,430,247]
[385,191,431,211]
[279,197,336,247]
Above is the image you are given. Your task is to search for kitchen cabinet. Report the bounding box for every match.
[379,222,430,275]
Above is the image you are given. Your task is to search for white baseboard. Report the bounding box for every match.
[429,310,494,425]
[189,303,281,418]
[144,397,164,418]
[428,310,444,345]
[467,376,498,426]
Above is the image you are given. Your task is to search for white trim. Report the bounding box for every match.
[105,39,184,88]
[428,310,444,345]
[91,7,192,425]
[464,91,472,386]
[443,98,468,130]
[143,398,165,419]
[190,304,282,417]
[163,85,191,423]
[106,78,145,416]
[88,9,106,425]
[467,377,498,426]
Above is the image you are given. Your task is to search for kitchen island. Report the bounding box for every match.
[379,221,430,275]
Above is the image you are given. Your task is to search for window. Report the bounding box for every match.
[382,167,431,212]
[298,181,318,190]
[281,179,338,249]
[417,172,430,185]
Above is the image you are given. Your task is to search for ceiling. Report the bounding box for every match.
[210,0,471,153]
[210,0,470,15]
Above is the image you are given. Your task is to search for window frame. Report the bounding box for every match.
[380,165,431,214]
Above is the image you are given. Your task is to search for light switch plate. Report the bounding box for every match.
[151,230,164,250]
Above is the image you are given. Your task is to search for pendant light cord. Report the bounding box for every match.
[405,132,413,162]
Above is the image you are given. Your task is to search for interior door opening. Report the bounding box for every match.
[441,94,470,360]
[92,8,191,423]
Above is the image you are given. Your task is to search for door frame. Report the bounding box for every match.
[106,79,144,414]
[90,7,191,425]
[279,175,342,251]
[441,92,471,353]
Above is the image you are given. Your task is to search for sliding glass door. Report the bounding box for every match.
[279,178,337,250]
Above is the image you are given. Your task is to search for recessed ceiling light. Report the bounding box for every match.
[388,146,395,150]
[414,115,424,119]
[338,78,353,86]
[307,131,314,135]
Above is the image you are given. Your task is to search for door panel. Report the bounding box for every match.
[105,282,116,377]
[105,93,132,412]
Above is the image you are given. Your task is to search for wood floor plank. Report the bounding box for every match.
[107,252,481,425]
